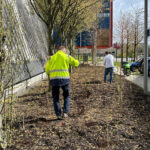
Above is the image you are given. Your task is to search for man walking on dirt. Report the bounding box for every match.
[103,51,114,83]
[45,46,79,120]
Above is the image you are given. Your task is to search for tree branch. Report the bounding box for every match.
[29,0,48,26]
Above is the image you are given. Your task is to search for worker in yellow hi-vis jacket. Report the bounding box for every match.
[45,46,79,120]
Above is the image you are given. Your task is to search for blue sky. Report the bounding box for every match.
[114,0,144,23]
[113,0,150,43]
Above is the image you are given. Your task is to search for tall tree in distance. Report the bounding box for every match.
[124,13,132,61]
[131,8,144,61]
[115,7,144,63]
[116,13,126,65]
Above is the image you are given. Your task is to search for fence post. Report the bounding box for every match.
[26,80,28,89]
[41,73,43,79]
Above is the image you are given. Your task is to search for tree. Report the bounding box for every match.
[123,13,132,61]
[115,13,126,65]
[29,0,102,55]
[79,1,102,65]
[131,8,144,61]
[115,8,144,63]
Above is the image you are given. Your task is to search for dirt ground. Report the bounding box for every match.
[7,66,150,150]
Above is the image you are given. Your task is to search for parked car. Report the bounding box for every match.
[138,58,150,76]
[130,58,143,72]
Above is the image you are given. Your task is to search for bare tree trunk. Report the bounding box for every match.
[121,29,124,65]
[69,38,73,73]
[92,29,97,65]
[120,47,124,65]
[48,28,54,56]
[47,28,54,91]
[61,31,66,46]
[133,11,141,61]
[133,43,137,61]
[126,45,128,62]
[133,27,137,61]
[126,34,129,62]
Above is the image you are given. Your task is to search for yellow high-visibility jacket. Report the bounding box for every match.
[45,50,79,80]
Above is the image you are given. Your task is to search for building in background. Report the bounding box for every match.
[76,0,113,51]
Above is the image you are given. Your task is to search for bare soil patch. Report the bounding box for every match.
[8,66,150,150]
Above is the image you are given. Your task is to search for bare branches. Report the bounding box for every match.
[115,7,144,61]
[29,0,103,54]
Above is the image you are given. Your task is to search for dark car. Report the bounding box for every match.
[130,58,143,72]
[138,58,150,76]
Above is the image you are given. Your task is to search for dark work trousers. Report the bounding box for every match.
[104,67,114,83]
[52,84,70,117]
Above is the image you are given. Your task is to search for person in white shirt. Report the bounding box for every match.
[103,51,114,83]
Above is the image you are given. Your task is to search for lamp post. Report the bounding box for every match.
[144,0,148,94]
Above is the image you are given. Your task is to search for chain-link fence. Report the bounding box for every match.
[2,0,48,87]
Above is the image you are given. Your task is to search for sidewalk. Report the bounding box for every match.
[125,74,150,92]
[114,67,150,92]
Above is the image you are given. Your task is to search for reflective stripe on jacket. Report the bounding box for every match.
[45,50,79,80]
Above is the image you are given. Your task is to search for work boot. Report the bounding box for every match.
[63,113,68,118]
[57,116,62,120]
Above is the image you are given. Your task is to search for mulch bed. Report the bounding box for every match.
[7,65,150,150]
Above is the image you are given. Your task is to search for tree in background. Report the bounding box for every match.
[115,8,144,63]
[131,8,144,61]
[124,13,132,62]
[29,0,103,56]
[115,13,126,65]
[79,1,102,65]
